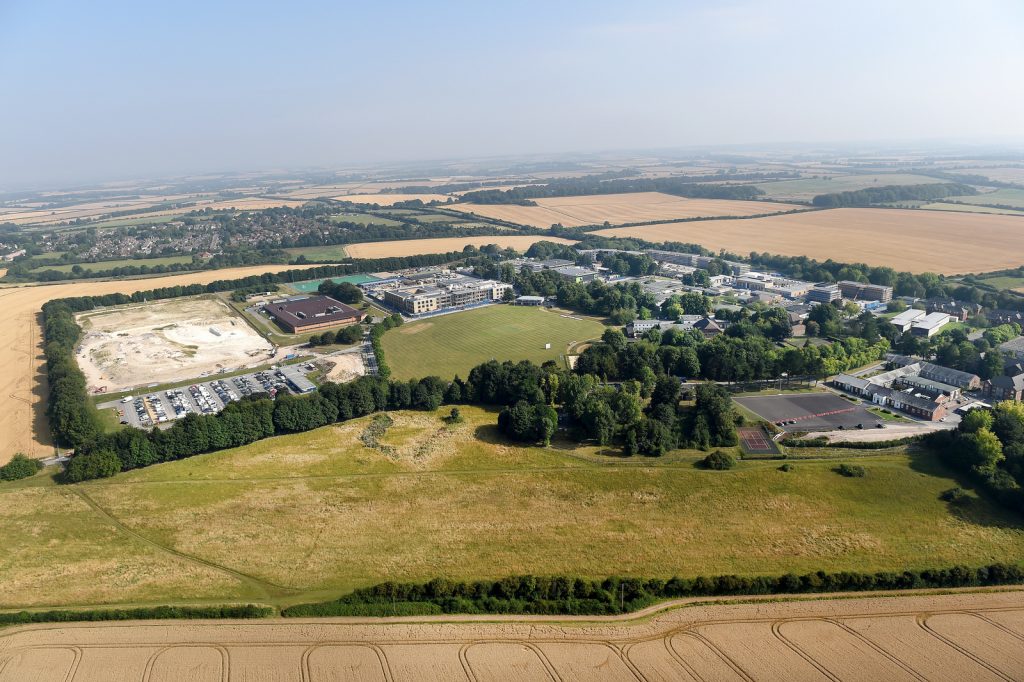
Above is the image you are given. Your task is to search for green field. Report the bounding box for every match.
[29,254,194,273]
[84,214,180,230]
[2,405,1022,611]
[381,305,606,380]
[949,188,1024,210]
[755,173,947,201]
[288,274,381,292]
[978,274,1024,291]
[283,245,349,261]
[329,212,403,226]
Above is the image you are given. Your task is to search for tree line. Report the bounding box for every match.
[460,175,781,205]
[811,182,976,208]
[282,563,1024,617]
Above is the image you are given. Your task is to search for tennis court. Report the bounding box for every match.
[737,426,780,456]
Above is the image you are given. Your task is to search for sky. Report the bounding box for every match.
[1,0,1023,187]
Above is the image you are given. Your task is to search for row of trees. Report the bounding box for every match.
[459,173,793,205]
[811,182,976,208]
[307,324,363,347]
[283,564,1024,617]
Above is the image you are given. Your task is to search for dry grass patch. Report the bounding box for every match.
[447,192,801,227]
[343,235,575,259]
[594,207,1024,274]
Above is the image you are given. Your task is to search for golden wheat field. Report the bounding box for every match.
[0,264,322,464]
[594,207,1024,274]
[343,235,576,259]
[445,192,802,228]
[1,590,1021,681]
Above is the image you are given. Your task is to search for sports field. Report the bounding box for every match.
[343,235,576,259]
[2,406,1022,610]
[593,208,1024,275]
[381,305,605,380]
[446,192,802,228]
[288,274,381,292]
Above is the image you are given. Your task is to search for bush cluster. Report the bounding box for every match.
[0,604,272,625]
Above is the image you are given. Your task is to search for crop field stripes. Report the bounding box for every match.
[3,599,1024,680]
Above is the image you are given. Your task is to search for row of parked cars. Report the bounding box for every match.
[210,379,240,405]
[189,384,220,414]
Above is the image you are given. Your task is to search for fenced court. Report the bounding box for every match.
[737,426,781,456]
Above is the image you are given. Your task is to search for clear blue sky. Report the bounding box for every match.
[1,0,1022,187]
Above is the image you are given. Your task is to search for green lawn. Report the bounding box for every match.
[979,274,1024,291]
[381,305,607,380]
[329,212,403,226]
[868,406,911,423]
[2,405,1021,611]
[283,245,349,261]
[29,255,194,273]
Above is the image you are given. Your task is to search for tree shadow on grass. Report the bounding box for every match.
[908,446,1024,530]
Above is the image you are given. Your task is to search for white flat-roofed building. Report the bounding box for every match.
[890,308,926,332]
[911,312,952,338]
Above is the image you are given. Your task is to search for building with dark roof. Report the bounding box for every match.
[267,295,364,333]
[985,373,1024,402]
[838,280,893,302]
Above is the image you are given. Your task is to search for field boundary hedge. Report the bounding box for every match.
[0,604,272,625]
[282,564,1024,617]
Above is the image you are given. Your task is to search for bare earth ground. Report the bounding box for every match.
[76,297,273,393]
[335,193,453,206]
[446,192,802,228]
[321,351,365,383]
[343,235,576,259]
[0,264,322,464]
[2,589,1022,681]
[593,208,1024,275]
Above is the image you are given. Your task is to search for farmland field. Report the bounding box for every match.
[978,274,1024,292]
[908,201,1024,215]
[336,193,451,206]
[754,173,947,201]
[2,591,1022,681]
[343,234,576,258]
[29,254,195,273]
[947,188,1024,209]
[594,207,1024,274]
[1,406,1022,610]
[381,305,605,379]
[0,263,323,464]
[329,212,403,226]
[282,244,350,261]
[446,191,802,227]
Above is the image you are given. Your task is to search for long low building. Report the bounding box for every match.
[267,295,364,333]
[382,276,512,315]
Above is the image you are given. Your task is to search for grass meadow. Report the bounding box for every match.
[2,405,1022,611]
[29,255,195,273]
[381,305,606,380]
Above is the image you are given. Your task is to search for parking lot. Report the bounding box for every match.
[98,364,318,429]
[734,393,881,432]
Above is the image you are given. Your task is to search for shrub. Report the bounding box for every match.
[443,407,463,425]
[0,453,43,481]
[836,463,866,478]
[940,487,970,505]
[701,450,736,470]
[778,463,793,472]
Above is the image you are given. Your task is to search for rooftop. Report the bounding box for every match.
[270,295,361,327]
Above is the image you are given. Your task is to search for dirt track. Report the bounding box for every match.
[1,589,1022,680]
[0,264,320,464]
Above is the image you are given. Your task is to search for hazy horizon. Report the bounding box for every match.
[2,0,1022,188]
